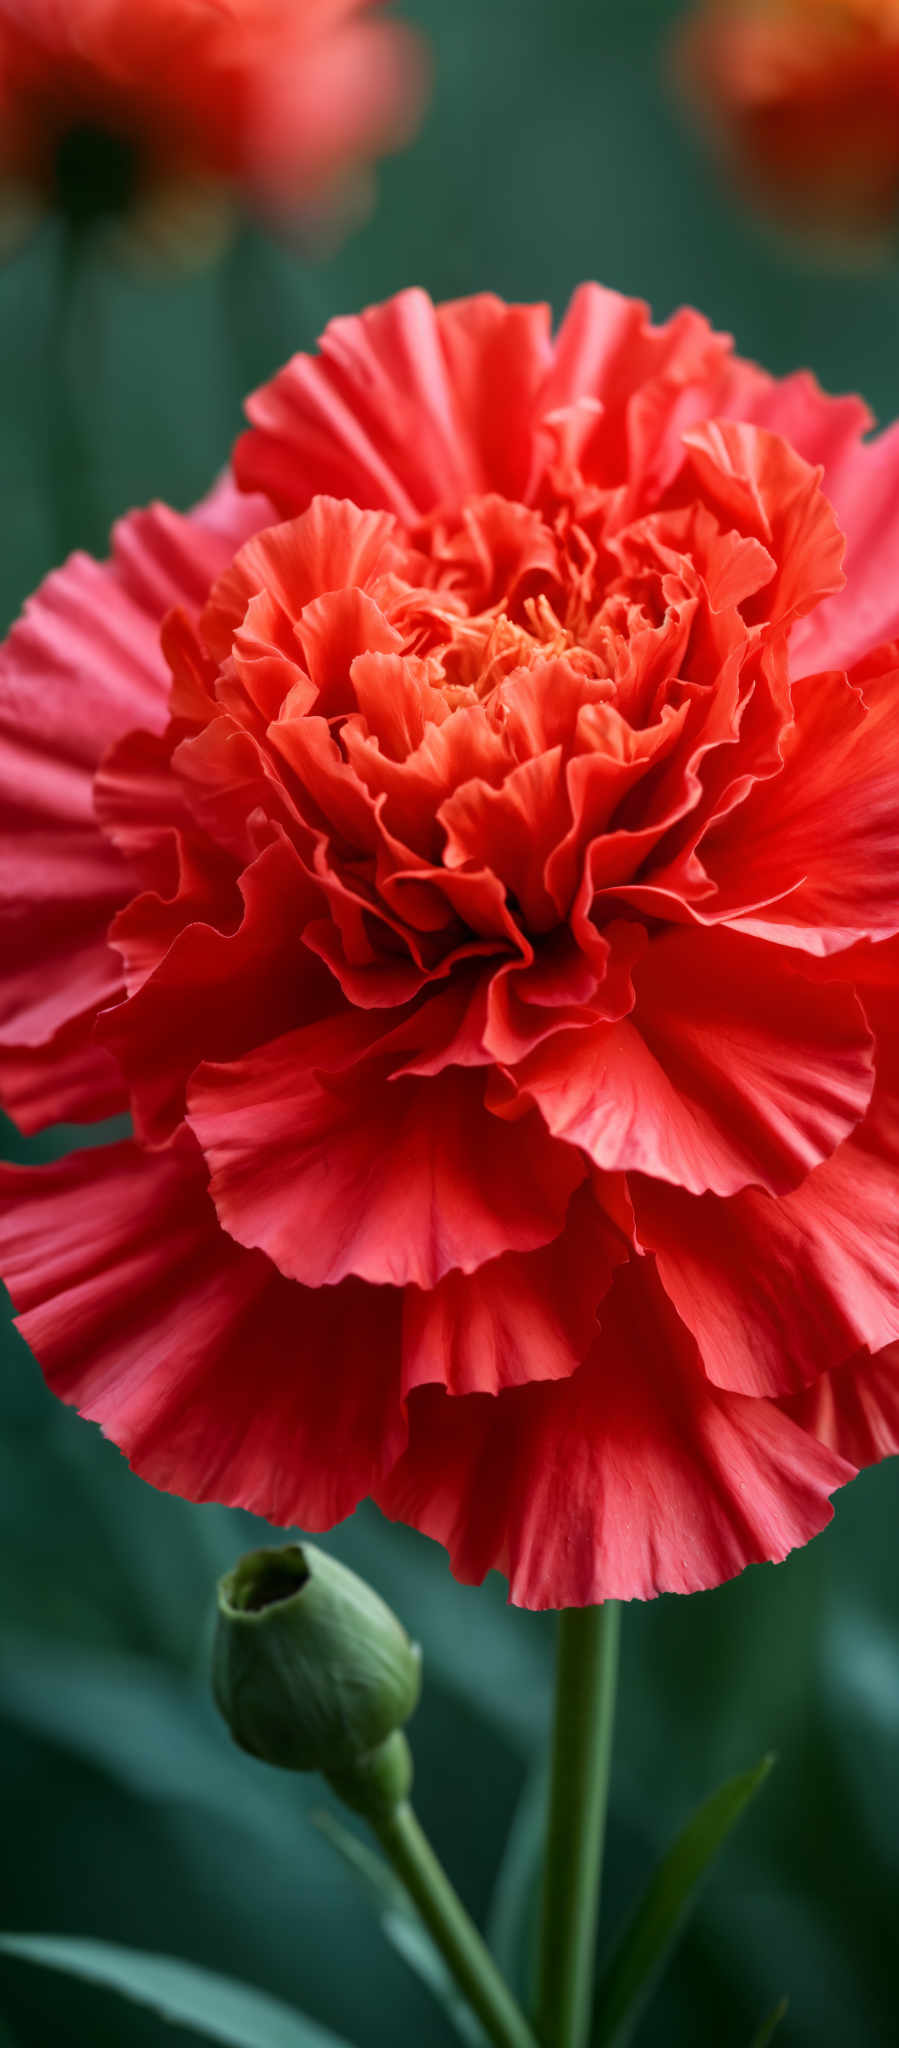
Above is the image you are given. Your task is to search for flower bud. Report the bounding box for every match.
[211,1542,421,1814]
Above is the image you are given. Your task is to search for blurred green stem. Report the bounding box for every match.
[48,224,91,566]
[535,1604,621,2048]
[374,1800,540,2048]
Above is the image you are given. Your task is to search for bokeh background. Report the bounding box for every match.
[2,3,898,2043]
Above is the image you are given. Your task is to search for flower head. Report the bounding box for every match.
[0,0,425,255]
[3,285,899,1607]
[678,0,899,246]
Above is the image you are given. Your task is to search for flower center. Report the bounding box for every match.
[427,597,581,701]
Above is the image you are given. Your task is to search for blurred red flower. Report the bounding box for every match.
[0,0,425,250]
[678,0,899,243]
[3,285,899,1607]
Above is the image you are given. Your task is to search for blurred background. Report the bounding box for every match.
[2,2,898,2043]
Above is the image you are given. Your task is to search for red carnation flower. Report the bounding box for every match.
[678,0,899,243]
[0,0,425,251]
[3,285,899,1608]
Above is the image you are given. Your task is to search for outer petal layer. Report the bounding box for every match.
[781,1344,899,1468]
[793,420,899,675]
[636,1075,899,1399]
[188,1014,584,1289]
[505,928,874,1197]
[400,1185,627,1397]
[235,290,554,520]
[377,1262,854,1608]
[0,1135,405,1529]
[0,480,270,1129]
[704,658,899,952]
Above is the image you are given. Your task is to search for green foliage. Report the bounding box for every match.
[313,1811,488,2046]
[591,1759,774,2047]
[749,1998,789,2048]
[0,1938,353,2047]
[485,1764,547,2003]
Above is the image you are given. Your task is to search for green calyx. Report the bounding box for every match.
[212,1543,421,1816]
[326,1728,414,1823]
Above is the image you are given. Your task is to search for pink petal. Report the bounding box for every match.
[377,1261,854,1608]
[540,286,734,509]
[93,727,205,900]
[781,1345,899,1468]
[0,478,270,1130]
[499,927,874,1197]
[100,835,330,1144]
[188,1011,583,1288]
[677,419,845,629]
[401,1185,626,1396]
[790,419,899,674]
[0,1030,126,1133]
[716,360,871,485]
[0,1135,405,1529]
[439,749,572,932]
[235,289,553,520]
[483,925,643,1066]
[0,836,126,1048]
[635,1053,899,1397]
[704,655,899,951]
[200,498,401,663]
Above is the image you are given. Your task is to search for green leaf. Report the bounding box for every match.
[749,1996,789,2048]
[0,1937,353,2048]
[592,1755,775,2048]
[312,1809,489,2047]
[485,1764,547,2001]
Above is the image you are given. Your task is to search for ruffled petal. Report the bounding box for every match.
[717,360,872,483]
[401,1184,626,1396]
[0,1135,405,1529]
[0,806,130,1129]
[439,749,572,931]
[500,927,874,1197]
[377,1261,854,1607]
[540,285,734,510]
[635,1054,899,1397]
[791,419,899,674]
[0,478,270,1130]
[677,419,845,628]
[188,1010,584,1289]
[200,497,402,664]
[0,1030,126,1133]
[704,655,899,951]
[780,1345,899,1468]
[100,835,332,1144]
[235,289,553,520]
[0,837,127,1046]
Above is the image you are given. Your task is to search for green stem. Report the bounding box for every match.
[375,1800,540,2048]
[535,1603,621,2048]
[47,222,92,567]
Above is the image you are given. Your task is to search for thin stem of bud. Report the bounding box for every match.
[375,1800,540,2048]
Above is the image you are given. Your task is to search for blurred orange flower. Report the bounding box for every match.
[0,0,426,255]
[678,0,899,245]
